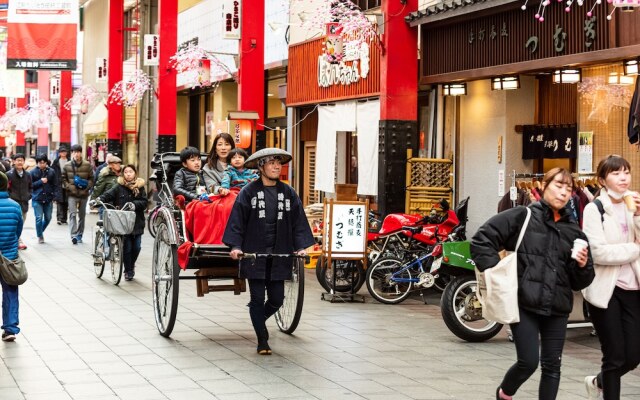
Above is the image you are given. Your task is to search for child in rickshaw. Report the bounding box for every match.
[218,148,258,196]
[173,146,206,203]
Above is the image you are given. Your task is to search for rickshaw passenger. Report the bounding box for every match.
[223,148,314,355]
[203,133,234,195]
[218,148,258,196]
[173,146,206,203]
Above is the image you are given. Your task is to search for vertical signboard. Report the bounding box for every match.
[50,77,60,100]
[143,34,159,66]
[7,0,79,70]
[222,0,241,40]
[96,57,108,83]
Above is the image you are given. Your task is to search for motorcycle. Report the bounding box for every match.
[317,198,469,294]
[438,240,594,342]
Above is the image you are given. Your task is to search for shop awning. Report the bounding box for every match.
[83,102,107,135]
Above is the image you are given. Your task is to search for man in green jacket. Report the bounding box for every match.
[62,145,94,244]
[91,156,122,218]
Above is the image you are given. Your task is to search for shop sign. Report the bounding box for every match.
[50,77,60,99]
[578,131,594,173]
[222,0,241,40]
[176,59,210,90]
[96,57,107,83]
[522,125,577,159]
[29,89,38,107]
[143,34,159,66]
[318,41,370,88]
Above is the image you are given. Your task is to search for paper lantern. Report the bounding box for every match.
[230,119,252,148]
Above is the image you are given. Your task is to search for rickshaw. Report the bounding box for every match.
[148,152,305,337]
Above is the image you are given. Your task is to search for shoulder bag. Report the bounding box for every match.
[0,252,28,286]
[72,163,89,190]
[475,207,531,325]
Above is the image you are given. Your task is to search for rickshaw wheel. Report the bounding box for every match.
[110,235,124,285]
[152,220,179,337]
[275,258,305,334]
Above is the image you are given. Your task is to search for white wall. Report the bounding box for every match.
[288,1,324,45]
[81,0,109,94]
[458,78,535,236]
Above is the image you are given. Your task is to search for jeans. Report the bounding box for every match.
[0,273,19,335]
[33,201,53,238]
[123,234,142,274]
[588,287,640,400]
[501,308,568,399]
[68,196,88,239]
[247,260,285,339]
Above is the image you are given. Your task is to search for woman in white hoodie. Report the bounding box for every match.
[582,155,640,400]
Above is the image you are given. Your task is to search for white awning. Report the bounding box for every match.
[83,102,107,135]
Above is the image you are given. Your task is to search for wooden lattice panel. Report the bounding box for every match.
[406,158,453,214]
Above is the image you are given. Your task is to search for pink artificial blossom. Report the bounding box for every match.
[65,85,100,111]
[108,70,151,108]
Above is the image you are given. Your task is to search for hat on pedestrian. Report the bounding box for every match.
[58,145,69,153]
[108,156,122,164]
[244,148,292,169]
[0,171,7,191]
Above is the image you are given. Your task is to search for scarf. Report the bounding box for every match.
[118,176,142,197]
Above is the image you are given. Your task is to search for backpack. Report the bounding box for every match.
[593,198,605,222]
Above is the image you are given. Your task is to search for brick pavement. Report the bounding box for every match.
[0,208,639,399]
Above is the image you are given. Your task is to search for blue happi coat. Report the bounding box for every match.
[223,180,314,280]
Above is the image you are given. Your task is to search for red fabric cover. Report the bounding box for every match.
[177,189,239,269]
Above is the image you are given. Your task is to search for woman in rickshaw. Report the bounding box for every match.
[223,148,314,355]
[203,133,234,196]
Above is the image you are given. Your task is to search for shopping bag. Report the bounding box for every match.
[475,207,531,325]
[0,253,28,286]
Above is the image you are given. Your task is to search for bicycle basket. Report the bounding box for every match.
[103,209,136,235]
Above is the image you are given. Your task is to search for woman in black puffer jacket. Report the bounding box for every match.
[99,165,147,281]
[472,168,595,400]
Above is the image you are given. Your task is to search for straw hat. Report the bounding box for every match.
[244,148,292,169]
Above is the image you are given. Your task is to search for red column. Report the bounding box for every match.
[238,0,265,151]
[15,96,27,155]
[157,0,177,153]
[377,0,418,216]
[37,71,50,156]
[108,0,124,157]
[0,98,5,149]
[59,71,72,148]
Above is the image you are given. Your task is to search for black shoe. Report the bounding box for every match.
[71,237,78,245]
[125,272,133,281]
[257,341,271,355]
[57,221,62,225]
[2,332,16,342]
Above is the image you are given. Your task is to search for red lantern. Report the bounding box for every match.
[230,119,252,148]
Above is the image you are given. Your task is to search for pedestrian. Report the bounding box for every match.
[96,164,147,281]
[223,148,314,355]
[52,146,69,225]
[30,154,57,244]
[471,167,595,400]
[62,144,94,244]
[218,148,258,196]
[582,155,640,400]
[93,153,113,187]
[6,153,32,250]
[173,146,206,203]
[91,156,122,218]
[0,171,23,341]
[203,132,234,195]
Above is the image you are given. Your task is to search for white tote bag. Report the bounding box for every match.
[475,207,531,325]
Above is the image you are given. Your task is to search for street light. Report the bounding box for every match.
[442,83,467,96]
[552,68,582,84]
[491,76,521,90]
[623,58,639,76]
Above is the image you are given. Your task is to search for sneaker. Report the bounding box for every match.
[2,332,16,342]
[585,376,603,400]
[18,240,27,250]
[71,237,78,245]
[38,237,44,244]
[57,221,62,225]
[76,237,83,244]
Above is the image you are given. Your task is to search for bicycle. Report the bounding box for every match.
[91,199,135,285]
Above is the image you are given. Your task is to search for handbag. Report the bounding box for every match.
[0,252,28,286]
[475,207,531,325]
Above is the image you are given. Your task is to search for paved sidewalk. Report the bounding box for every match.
[0,208,639,399]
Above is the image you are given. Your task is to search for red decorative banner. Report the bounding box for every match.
[7,0,78,70]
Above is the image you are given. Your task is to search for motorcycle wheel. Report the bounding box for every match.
[315,257,365,293]
[441,275,503,342]
[365,256,413,305]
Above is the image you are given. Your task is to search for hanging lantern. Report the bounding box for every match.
[230,119,253,149]
[610,0,640,11]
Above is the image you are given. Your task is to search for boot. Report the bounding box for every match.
[256,329,271,355]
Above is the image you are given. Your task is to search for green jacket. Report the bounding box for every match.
[91,167,120,200]
[62,159,94,198]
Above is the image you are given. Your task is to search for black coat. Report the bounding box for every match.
[223,180,315,280]
[52,157,68,202]
[173,168,206,201]
[6,168,32,213]
[100,178,147,235]
[471,201,595,317]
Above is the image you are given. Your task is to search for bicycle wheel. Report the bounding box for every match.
[93,229,105,278]
[147,207,159,238]
[275,258,305,334]
[152,220,179,337]
[365,256,413,304]
[315,257,365,293]
[110,235,124,285]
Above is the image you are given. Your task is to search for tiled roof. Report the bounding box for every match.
[406,0,516,26]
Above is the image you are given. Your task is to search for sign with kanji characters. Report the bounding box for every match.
[7,0,79,70]
[322,201,368,257]
[222,0,241,40]
[96,57,107,83]
[143,34,159,66]
[522,125,577,159]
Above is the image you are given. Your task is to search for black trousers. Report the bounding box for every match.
[247,260,285,340]
[588,287,640,400]
[56,200,68,223]
[501,308,568,400]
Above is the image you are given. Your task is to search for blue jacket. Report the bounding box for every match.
[221,166,258,190]
[30,166,57,203]
[0,192,23,260]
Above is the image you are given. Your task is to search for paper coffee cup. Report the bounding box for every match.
[571,238,588,260]
[624,193,637,213]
